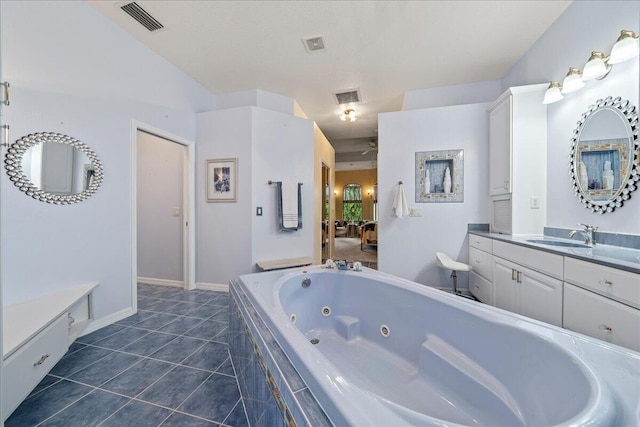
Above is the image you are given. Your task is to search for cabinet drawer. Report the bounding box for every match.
[469,234,492,253]
[2,313,69,418]
[564,258,640,308]
[563,283,640,352]
[493,240,563,279]
[470,272,493,305]
[469,247,492,281]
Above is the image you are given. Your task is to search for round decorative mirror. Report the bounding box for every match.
[4,132,104,204]
[569,96,639,214]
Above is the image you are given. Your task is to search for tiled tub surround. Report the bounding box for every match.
[229,280,332,427]
[235,266,640,426]
[6,284,248,426]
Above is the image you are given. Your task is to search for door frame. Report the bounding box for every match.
[131,121,196,310]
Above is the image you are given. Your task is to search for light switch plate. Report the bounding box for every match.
[256,207,263,216]
[409,207,422,217]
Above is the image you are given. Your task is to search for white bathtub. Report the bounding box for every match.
[238,266,640,426]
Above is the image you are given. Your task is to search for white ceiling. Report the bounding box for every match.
[87,0,571,160]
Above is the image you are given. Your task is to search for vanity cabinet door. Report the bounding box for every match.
[493,257,517,312]
[564,283,640,352]
[519,266,563,327]
[492,256,562,327]
[470,272,494,305]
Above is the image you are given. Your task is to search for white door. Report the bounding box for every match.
[137,131,188,288]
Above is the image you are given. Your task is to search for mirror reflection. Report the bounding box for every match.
[570,97,639,214]
[21,141,94,195]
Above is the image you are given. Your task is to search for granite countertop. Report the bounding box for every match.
[469,231,640,274]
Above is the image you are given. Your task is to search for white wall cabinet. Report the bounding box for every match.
[488,84,547,235]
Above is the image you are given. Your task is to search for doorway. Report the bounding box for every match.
[133,123,195,306]
[321,163,331,262]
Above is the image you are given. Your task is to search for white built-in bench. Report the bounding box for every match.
[2,282,98,420]
[256,257,313,271]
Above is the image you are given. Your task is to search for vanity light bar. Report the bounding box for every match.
[543,29,639,104]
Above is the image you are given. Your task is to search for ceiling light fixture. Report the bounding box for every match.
[340,109,357,122]
[608,30,639,64]
[561,67,585,94]
[543,81,563,104]
[582,51,612,81]
[542,29,638,104]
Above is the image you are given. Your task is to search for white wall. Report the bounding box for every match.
[196,108,253,286]
[378,103,490,288]
[503,0,639,234]
[1,1,215,325]
[403,80,502,110]
[196,102,314,285]
[137,132,185,283]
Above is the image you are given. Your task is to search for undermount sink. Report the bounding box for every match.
[526,239,589,248]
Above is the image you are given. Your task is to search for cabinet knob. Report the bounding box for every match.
[475,285,480,290]
[475,260,480,264]
[34,354,50,366]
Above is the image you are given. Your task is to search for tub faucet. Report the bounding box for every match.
[568,223,598,246]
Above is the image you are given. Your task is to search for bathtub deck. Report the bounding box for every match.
[307,328,525,427]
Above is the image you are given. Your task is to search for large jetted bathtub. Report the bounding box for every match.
[236,267,640,426]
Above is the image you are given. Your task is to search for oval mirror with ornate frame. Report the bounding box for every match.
[4,132,104,204]
[569,96,639,214]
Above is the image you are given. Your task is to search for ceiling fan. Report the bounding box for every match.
[362,140,378,155]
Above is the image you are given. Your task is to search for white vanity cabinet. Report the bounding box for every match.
[2,283,97,420]
[488,84,547,235]
[468,233,640,352]
[468,235,493,304]
[492,255,563,327]
[563,258,640,352]
[564,284,640,352]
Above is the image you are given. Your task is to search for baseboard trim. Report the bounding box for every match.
[81,306,135,336]
[137,277,184,288]
[196,282,229,292]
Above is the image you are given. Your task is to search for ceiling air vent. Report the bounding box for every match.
[302,36,326,53]
[120,2,164,32]
[334,89,361,105]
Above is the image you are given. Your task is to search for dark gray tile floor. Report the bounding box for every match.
[6,284,248,427]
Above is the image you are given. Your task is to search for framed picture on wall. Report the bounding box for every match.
[206,158,237,202]
[415,149,464,203]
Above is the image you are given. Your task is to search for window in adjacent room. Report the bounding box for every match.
[342,183,362,222]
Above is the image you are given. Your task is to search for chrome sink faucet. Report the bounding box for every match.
[568,223,598,246]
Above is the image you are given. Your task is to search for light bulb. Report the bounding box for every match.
[609,30,639,64]
[561,68,585,94]
[582,52,611,81]
[543,81,563,104]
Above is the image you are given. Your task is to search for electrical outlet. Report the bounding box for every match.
[530,196,540,209]
[409,207,422,217]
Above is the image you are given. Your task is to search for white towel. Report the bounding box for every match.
[281,181,299,228]
[393,183,409,218]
